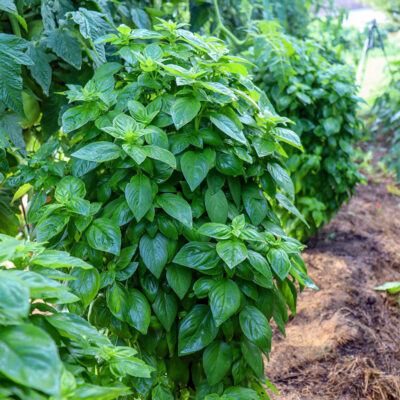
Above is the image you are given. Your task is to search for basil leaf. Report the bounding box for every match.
[178,304,218,355]
[216,240,247,269]
[71,142,121,162]
[139,233,168,278]
[157,193,192,227]
[125,175,153,222]
[239,305,272,355]
[171,97,201,129]
[209,279,241,326]
[203,341,233,385]
[87,218,121,255]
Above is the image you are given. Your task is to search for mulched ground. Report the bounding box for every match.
[265,176,400,400]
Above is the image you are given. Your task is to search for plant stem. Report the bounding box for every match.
[9,14,21,37]
[212,0,248,47]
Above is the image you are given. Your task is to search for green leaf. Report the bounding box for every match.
[209,279,241,326]
[27,45,52,95]
[152,290,178,331]
[203,341,233,385]
[46,312,110,346]
[139,233,168,278]
[0,273,30,322]
[178,304,218,355]
[375,282,400,294]
[174,242,220,273]
[223,387,259,399]
[267,248,291,280]
[239,305,272,354]
[241,339,264,379]
[171,97,201,129]
[157,193,192,227]
[197,223,232,240]
[275,128,302,150]
[36,213,69,242]
[205,188,228,224]
[125,175,153,222]
[166,264,192,300]
[247,250,273,284]
[87,218,121,255]
[47,28,82,69]
[181,150,213,191]
[0,324,62,396]
[210,112,246,144]
[55,176,86,203]
[124,288,151,334]
[142,145,176,168]
[69,268,100,309]
[152,385,174,400]
[267,163,294,200]
[216,240,247,269]
[276,193,309,228]
[71,142,121,162]
[0,34,33,115]
[30,250,93,269]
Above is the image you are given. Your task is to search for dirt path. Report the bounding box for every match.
[266,177,400,400]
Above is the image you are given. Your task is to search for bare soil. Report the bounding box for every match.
[265,177,400,400]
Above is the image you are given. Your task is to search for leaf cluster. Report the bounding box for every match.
[0,234,153,399]
[249,34,363,240]
[7,21,316,399]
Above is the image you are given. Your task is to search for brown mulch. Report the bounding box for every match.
[265,177,400,400]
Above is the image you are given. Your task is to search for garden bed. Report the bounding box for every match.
[266,176,400,399]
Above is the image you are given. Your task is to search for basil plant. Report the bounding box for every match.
[0,235,153,400]
[13,21,315,399]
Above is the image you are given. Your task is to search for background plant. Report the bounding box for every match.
[0,234,153,399]
[6,21,316,399]
[248,31,363,240]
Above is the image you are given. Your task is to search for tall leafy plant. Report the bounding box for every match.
[0,234,153,399]
[9,21,315,399]
[248,31,363,240]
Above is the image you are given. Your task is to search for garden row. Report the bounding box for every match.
[0,1,362,399]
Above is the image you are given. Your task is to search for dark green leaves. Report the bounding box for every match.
[267,248,291,280]
[36,213,69,242]
[166,264,192,300]
[171,97,201,129]
[0,324,62,395]
[178,305,218,355]
[210,110,246,144]
[125,175,152,222]
[239,305,272,355]
[203,341,233,385]
[157,193,192,227]
[174,242,220,273]
[209,279,241,326]
[106,283,151,334]
[216,240,247,269]
[152,290,178,331]
[72,142,121,162]
[87,218,121,255]
[139,233,168,278]
[181,149,215,191]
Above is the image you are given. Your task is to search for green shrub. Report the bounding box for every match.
[0,234,153,399]
[250,34,363,240]
[9,22,316,398]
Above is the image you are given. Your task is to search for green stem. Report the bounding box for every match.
[9,14,21,37]
[212,0,249,47]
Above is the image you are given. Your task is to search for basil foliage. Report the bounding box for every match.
[7,21,316,398]
[249,31,363,240]
[0,234,153,399]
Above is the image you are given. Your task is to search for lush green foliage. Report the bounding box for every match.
[369,63,400,181]
[6,21,316,399]
[0,234,153,399]
[249,33,363,239]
